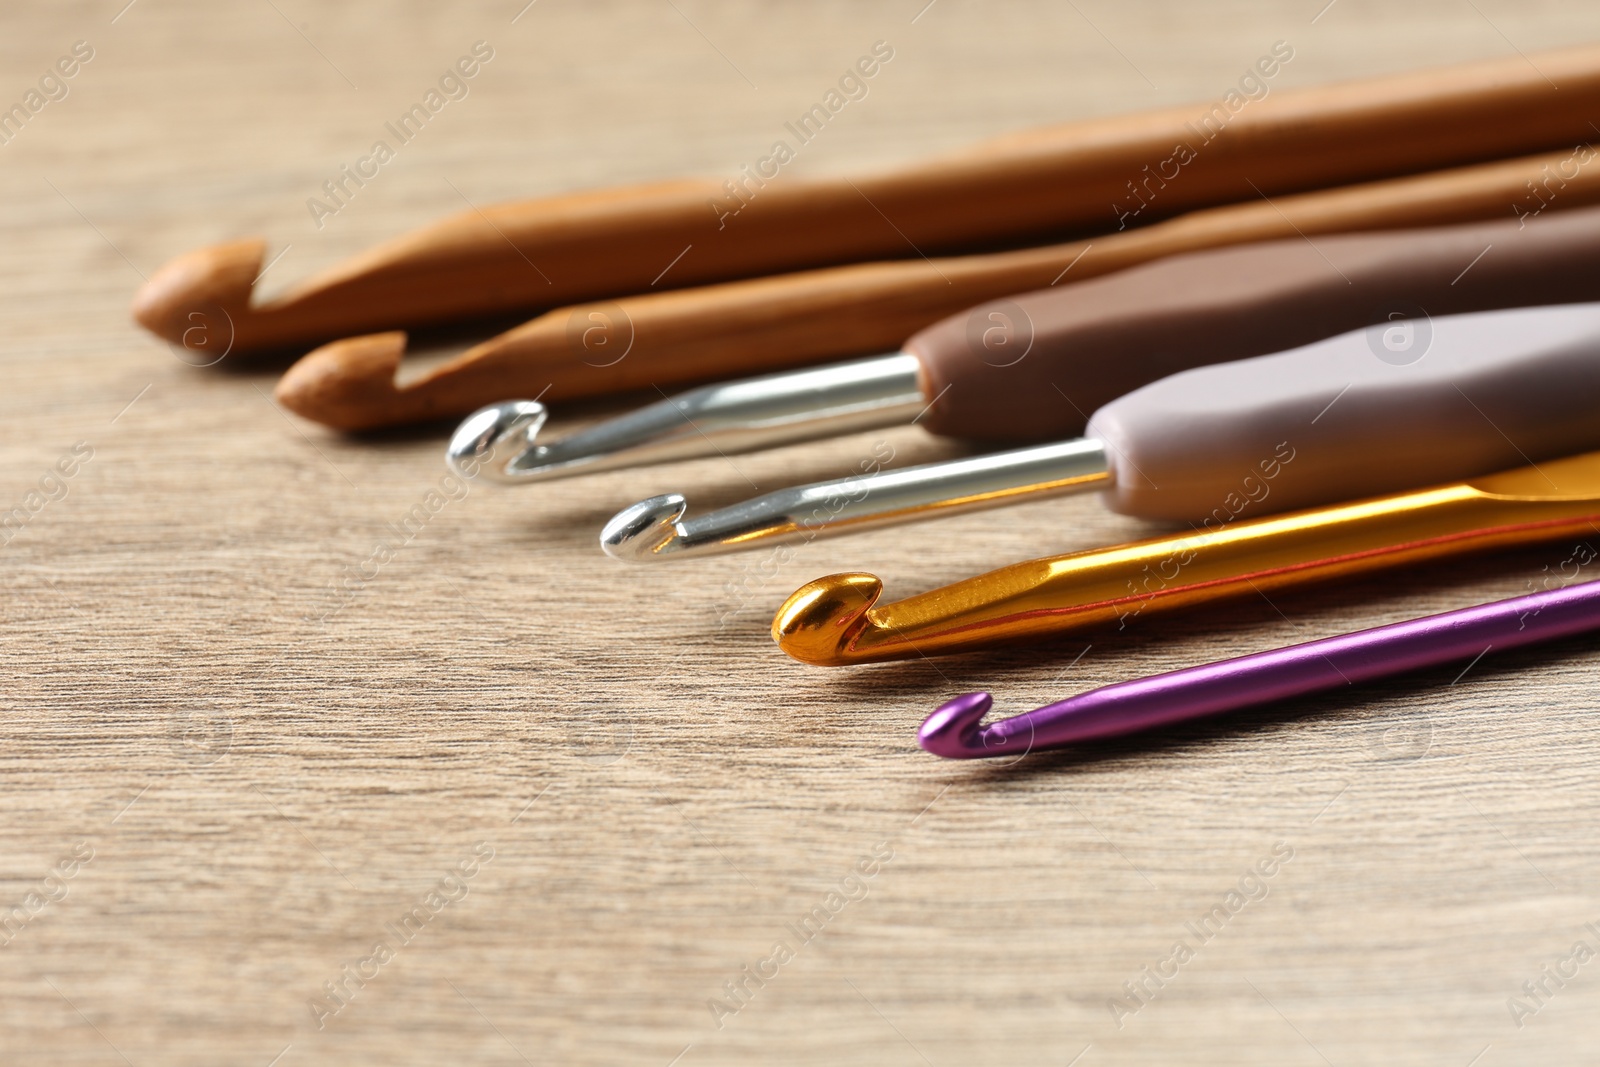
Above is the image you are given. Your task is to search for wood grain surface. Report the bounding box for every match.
[5,2,1600,1063]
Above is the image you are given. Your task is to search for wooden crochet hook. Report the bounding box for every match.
[276,148,1600,430]
[139,43,1600,357]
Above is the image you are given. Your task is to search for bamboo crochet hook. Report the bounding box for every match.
[135,42,1600,358]
[772,450,1600,666]
[280,149,1600,430]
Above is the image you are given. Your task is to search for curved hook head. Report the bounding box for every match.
[275,331,413,431]
[771,572,884,665]
[600,494,689,561]
[132,238,263,349]
[917,692,996,758]
[447,401,551,482]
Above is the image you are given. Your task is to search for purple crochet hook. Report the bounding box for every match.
[919,578,1600,759]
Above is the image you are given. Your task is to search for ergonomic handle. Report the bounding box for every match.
[910,203,1600,443]
[1084,302,1600,521]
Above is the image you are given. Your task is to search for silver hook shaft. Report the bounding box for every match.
[600,438,1112,560]
[447,354,925,484]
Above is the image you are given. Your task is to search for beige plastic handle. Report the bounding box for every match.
[1087,302,1600,521]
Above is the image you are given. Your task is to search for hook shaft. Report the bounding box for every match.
[599,439,1112,560]
[447,354,924,484]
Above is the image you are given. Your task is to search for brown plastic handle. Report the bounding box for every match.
[275,149,1600,431]
[144,44,1600,355]
[910,184,1600,443]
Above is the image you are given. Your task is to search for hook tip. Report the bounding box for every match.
[275,331,411,431]
[132,237,265,345]
[600,494,689,561]
[918,692,995,758]
[448,400,549,481]
[771,572,885,665]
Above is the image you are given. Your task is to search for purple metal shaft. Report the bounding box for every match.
[919,578,1600,759]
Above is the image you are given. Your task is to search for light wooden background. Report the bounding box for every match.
[6,1,1600,1063]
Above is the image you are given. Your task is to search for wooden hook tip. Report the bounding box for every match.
[131,238,267,343]
[274,331,409,432]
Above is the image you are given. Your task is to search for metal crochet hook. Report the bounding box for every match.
[599,301,1600,559]
[600,439,1110,560]
[919,577,1600,758]
[772,448,1600,666]
[447,355,924,484]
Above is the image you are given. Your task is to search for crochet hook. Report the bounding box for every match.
[772,448,1600,665]
[600,301,1600,558]
[138,43,1600,359]
[447,192,1600,488]
[918,579,1600,758]
[301,148,1600,432]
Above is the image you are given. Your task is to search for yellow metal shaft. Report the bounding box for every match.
[773,451,1600,665]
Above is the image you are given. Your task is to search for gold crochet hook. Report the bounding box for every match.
[773,449,1600,666]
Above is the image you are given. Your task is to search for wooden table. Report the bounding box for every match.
[5,1,1600,1062]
